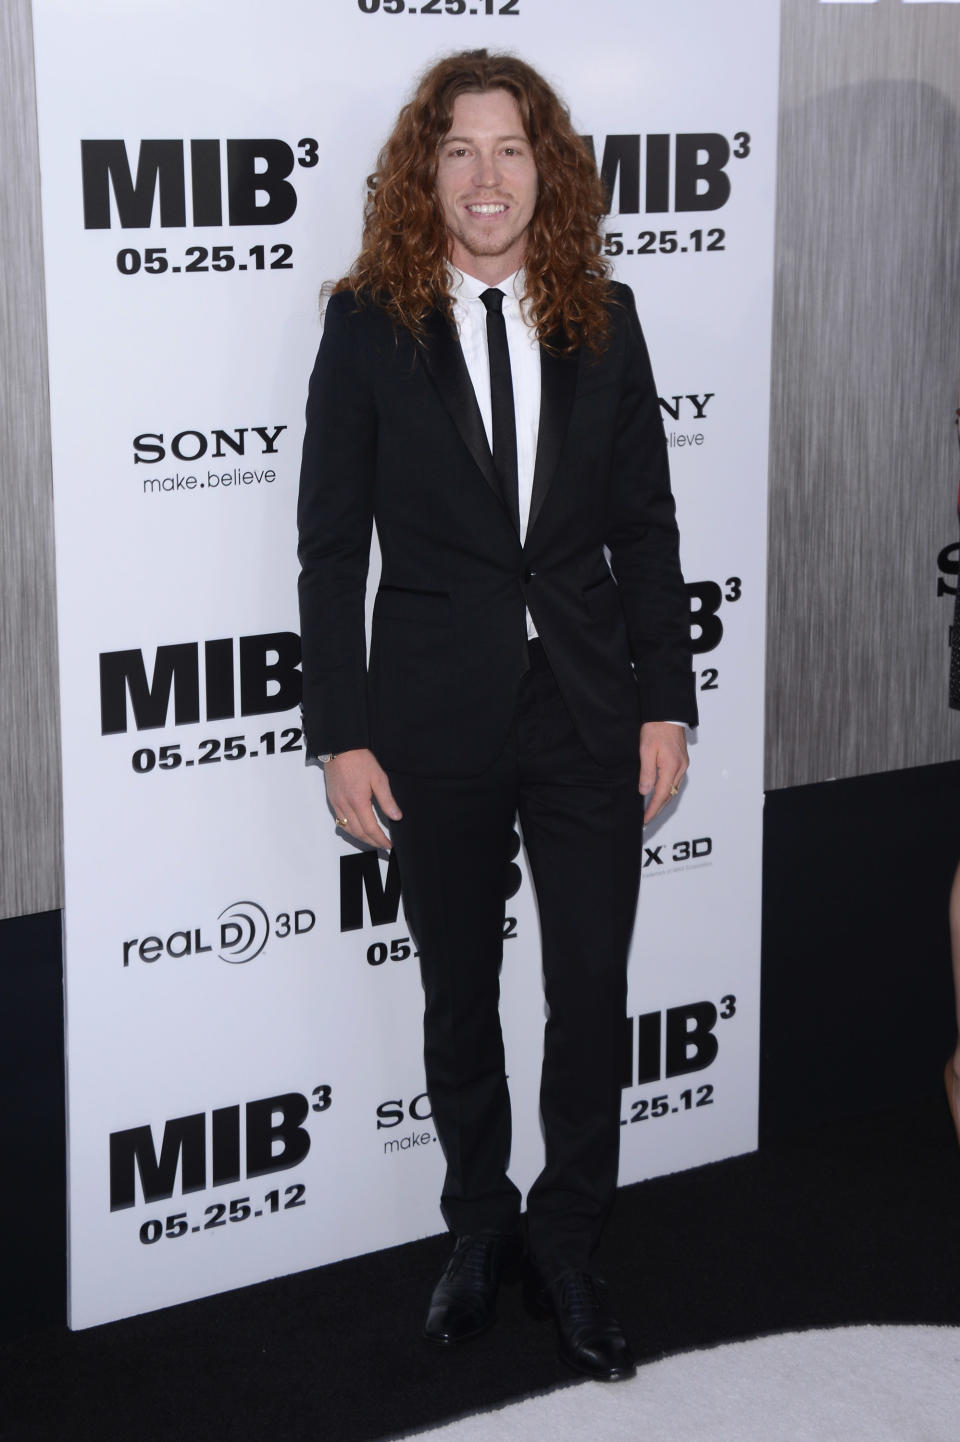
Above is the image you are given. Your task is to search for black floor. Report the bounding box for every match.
[4,763,959,1438]
[760,762,960,1141]
[1,1098,959,1442]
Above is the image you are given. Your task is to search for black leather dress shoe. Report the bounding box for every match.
[423,1230,522,1344]
[537,1268,636,1381]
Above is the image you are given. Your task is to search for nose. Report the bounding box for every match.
[472,149,501,188]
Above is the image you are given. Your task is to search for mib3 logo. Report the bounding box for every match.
[122,899,315,968]
[581,132,750,215]
[622,996,736,1088]
[99,632,301,734]
[686,577,742,660]
[80,137,319,230]
[109,1084,332,1211]
[339,834,522,933]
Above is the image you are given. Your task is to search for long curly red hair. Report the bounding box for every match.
[333,49,612,353]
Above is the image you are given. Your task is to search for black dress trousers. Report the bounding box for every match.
[388,641,645,1275]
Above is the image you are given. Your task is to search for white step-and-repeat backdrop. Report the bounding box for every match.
[32,0,779,1329]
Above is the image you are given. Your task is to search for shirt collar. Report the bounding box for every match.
[449,263,525,306]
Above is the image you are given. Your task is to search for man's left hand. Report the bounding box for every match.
[638,722,689,823]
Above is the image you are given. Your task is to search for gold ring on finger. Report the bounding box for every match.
[335,814,348,827]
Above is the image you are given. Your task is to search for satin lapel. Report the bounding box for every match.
[528,339,580,538]
[417,309,501,504]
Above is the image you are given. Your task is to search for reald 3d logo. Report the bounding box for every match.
[122,899,315,967]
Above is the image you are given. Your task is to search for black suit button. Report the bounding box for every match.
[522,568,536,584]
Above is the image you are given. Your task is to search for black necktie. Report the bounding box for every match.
[479,287,520,532]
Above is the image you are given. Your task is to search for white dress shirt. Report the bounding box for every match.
[449,265,541,639]
[450,264,684,730]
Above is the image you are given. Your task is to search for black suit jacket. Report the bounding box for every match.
[297,281,697,777]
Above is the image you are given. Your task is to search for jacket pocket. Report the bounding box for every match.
[373,585,453,626]
[581,570,624,629]
[582,570,615,597]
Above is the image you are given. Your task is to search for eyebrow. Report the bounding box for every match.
[442,134,529,145]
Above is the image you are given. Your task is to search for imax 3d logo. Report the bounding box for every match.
[99,632,301,734]
[109,1083,332,1210]
[121,899,315,967]
[81,137,319,230]
[581,133,750,215]
[339,832,522,932]
[643,837,713,870]
[622,996,737,1087]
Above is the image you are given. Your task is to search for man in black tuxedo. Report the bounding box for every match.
[298,49,697,1381]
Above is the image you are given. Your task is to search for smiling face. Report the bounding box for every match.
[435,88,539,285]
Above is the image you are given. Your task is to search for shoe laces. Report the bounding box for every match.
[552,1269,606,1321]
[444,1233,500,1287]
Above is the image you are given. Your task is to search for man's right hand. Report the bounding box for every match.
[323,748,402,850]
